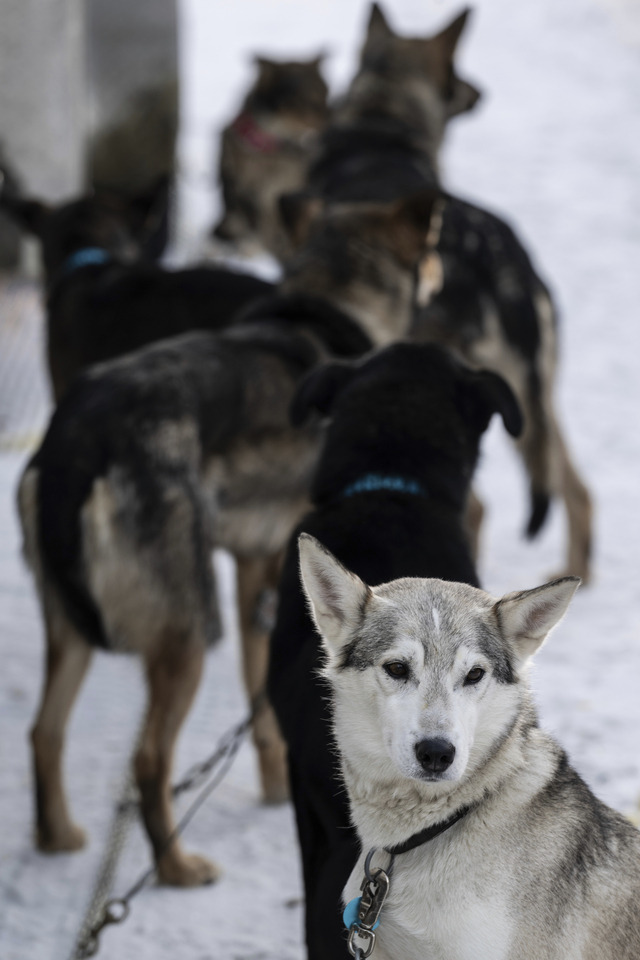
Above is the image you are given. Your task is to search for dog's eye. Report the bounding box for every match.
[384,661,409,679]
[464,667,485,686]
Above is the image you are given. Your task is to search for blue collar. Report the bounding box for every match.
[59,247,111,277]
[341,473,427,499]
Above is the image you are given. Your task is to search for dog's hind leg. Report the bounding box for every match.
[31,609,92,853]
[236,553,289,804]
[135,634,219,886]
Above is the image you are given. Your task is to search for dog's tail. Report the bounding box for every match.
[18,383,112,648]
[521,367,553,538]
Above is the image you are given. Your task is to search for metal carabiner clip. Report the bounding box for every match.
[348,923,377,959]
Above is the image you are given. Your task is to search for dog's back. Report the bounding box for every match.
[48,262,274,400]
[20,322,322,650]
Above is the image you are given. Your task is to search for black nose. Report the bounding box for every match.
[415,738,456,774]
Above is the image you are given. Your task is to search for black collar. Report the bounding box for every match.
[384,804,473,857]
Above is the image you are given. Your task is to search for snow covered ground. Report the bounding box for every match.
[1,0,639,957]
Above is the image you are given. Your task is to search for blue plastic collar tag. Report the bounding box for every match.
[60,247,111,277]
[343,896,381,932]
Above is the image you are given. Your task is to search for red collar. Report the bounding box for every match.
[232,113,281,153]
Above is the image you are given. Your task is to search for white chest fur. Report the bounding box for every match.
[344,841,513,960]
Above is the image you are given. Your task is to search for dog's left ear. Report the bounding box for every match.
[298,534,371,652]
[496,577,580,662]
[290,360,356,427]
[463,369,523,438]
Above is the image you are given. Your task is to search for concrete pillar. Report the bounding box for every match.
[0,0,86,265]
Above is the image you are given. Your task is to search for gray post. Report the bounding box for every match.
[0,0,86,265]
[86,0,179,199]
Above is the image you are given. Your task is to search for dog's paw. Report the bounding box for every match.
[37,821,87,853]
[157,851,221,887]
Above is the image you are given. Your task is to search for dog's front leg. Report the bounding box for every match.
[236,553,289,804]
[136,636,219,886]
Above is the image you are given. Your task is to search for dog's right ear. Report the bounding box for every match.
[0,196,49,237]
[290,360,356,427]
[298,533,371,651]
[278,192,324,249]
[464,369,524,438]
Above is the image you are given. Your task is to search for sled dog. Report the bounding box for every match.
[301,541,640,960]
[19,191,439,886]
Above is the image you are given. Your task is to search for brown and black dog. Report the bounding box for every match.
[212,55,329,259]
[302,3,592,582]
[18,190,441,885]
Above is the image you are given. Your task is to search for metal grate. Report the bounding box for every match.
[0,274,51,452]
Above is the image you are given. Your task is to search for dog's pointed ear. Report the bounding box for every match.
[464,369,523,438]
[430,8,481,114]
[365,3,394,44]
[299,534,371,651]
[496,577,580,662]
[432,7,472,61]
[279,192,324,249]
[0,196,49,238]
[290,360,356,427]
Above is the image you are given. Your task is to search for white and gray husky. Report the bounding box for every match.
[299,534,640,960]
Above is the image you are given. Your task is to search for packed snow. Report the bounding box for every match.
[1,0,639,958]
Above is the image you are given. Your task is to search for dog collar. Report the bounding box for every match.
[341,474,427,499]
[232,113,281,153]
[59,247,111,277]
[384,804,473,856]
[344,805,473,958]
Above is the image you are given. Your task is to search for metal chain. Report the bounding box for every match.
[73,693,264,959]
[347,850,395,960]
[70,771,139,960]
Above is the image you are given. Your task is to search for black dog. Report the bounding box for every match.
[0,190,273,400]
[268,343,522,960]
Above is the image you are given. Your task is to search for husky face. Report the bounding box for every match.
[345,596,520,785]
[299,535,579,794]
[322,578,522,789]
